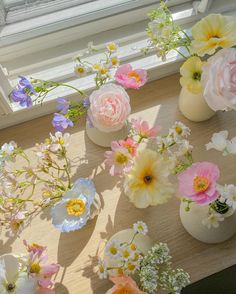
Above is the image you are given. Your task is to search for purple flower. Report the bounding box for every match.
[52,113,74,132]
[57,97,70,114]
[83,97,90,108]
[10,76,36,108]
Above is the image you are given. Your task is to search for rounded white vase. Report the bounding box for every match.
[179,87,215,122]
[180,201,236,244]
[86,121,129,147]
[104,229,154,268]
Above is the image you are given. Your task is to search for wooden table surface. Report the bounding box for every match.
[0,74,236,294]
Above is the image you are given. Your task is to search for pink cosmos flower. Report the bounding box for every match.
[104,141,132,176]
[115,64,147,89]
[178,162,220,205]
[119,138,138,156]
[131,118,160,139]
[88,83,131,132]
[28,251,60,290]
[106,275,145,294]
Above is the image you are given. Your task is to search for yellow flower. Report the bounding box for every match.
[124,149,174,208]
[191,14,236,57]
[180,56,204,94]
[106,42,118,52]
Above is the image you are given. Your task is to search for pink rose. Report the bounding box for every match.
[202,48,236,111]
[88,84,131,132]
[115,64,147,89]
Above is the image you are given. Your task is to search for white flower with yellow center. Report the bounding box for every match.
[51,178,96,232]
[202,212,224,229]
[180,56,204,94]
[74,64,90,77]
[120,246,134,262]
[191,14,236,57]
[105,240,121,260]
[169,122,190,141]
[133,221,148,235]
[97,259,108,279]
[49,132,70,152]
[106,42,118,53]
[124,260,138,275]
[124,149,174,208]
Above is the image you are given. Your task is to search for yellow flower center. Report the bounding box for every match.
[66,199,86,216]
[127,262,135,271]
[122,249,130,258]
[127,71,141,83]
[77,67,85,74]
[100,68,108,75]
[93,64,101,70]
[111,57,118,65]
[175,126,183,134]
[115,153,129,164]
[130,243,137,251]
[132,253,140,262]
[30,262,41,274]
[107,43,117,51]
[99,265,104,273]
[109,246,118,255]
[193,176,210,192]
[117,268,124,275]
[57,138,64,145]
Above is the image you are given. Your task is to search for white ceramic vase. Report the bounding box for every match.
[180,201,236,244]
[179,87,215,122]
[104,229,154,268]
[86,121,129,147]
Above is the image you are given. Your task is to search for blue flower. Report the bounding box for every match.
[51,178,96,232]
[52,113,73,132]
[10,76,36,108]
[57,97,70,114]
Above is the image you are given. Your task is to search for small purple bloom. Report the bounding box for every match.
[18,76,36,95]
[52,113,74,132]
[83,97,90,108]
[57,97,70,114]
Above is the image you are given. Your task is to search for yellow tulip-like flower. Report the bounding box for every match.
[124,149,174,208]
[191,14,236,57]
[180,56,204,94]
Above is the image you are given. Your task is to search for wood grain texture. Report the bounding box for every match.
[0,74,236,294]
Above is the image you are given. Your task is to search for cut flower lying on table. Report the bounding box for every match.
[0,132,100,236]
[97,222,190,294]
[0,241,59,294]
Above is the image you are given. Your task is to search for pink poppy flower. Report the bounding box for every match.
[178,162,220,205]
[115,64,147,89]
[131,118,160,139]
[106,275,145,294]
[119,138,138,156]
[104,141,132,176]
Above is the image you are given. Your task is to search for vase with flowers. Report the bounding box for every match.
[145,2,236,122]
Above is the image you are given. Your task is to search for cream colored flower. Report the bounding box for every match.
[180,56,204,94]
[124,149,174,208]
[191,14,236,57]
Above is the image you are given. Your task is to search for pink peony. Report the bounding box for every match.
[88,84,131,132]
[178,162,220,205]
[115,64,147,89]
[119,138,138,156]
[202,48,236,111]
[131,118,160,139]
[106,275,145,294]
[104,141,132,176]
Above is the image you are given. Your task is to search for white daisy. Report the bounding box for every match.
[124,261,138,275]
[120,246,134,261]
[97,259,108,279]
[169,122,190,141]
[106,42,118,53]
[105,240,121,260]
[202,212,224,229]
[206,131,228,152]
[49,132,70,152]
[133,221,148,235]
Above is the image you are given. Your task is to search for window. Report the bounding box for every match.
[0,0,236,129]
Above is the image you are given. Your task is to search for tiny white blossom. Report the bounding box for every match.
[1,141,17,156]
[120,246,134,261]
[124,261,138,274]
[133,221,148,235]
[169,122,190,141]
[105,240,121,259]
[74,64,90,77]
[218,184,236,210]
[97,259,108,279]
[49,132,70,152]
[226,137,236,155]
[202,212,224,229]
[206,131,228,152]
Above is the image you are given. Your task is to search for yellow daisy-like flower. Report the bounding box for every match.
[180,56,204,94]
[191,14,236,57]
[124,149,174,208]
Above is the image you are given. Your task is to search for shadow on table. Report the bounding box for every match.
[55,282,69,294]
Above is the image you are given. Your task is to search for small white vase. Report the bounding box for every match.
[86,121,129,147]
[104,229,154,268]
[179,87,215,122]
[180,201,236,244]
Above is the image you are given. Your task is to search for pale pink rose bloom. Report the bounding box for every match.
[104,141,132,176]
[119,138,138,156]
[88,84,131,132]
[202,48,236,111]
[106,275,145,294]
[115,64,147,89]
[131,118,160,139]
[178,162,220,205]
